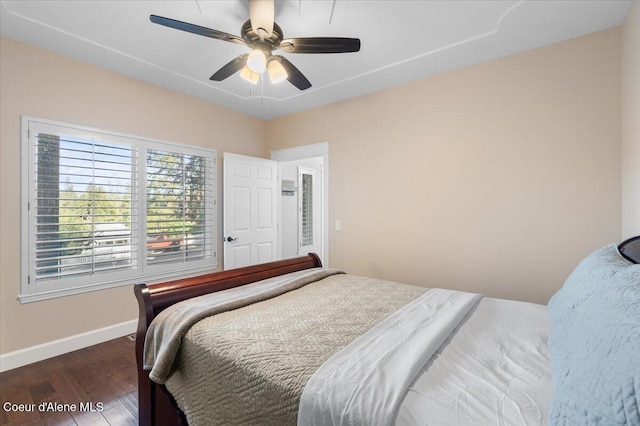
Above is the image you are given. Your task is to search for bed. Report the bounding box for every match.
[134,238,640,426]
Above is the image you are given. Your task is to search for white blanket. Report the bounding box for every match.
[396,297,552,425]
[298,288,482,426]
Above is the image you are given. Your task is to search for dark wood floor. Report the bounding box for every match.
[0,337,138,426]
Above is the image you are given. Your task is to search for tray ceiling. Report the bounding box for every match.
[0,0,632,119]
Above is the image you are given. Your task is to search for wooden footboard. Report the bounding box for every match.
[134,254,322,426]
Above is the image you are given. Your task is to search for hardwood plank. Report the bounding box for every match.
[45,364,108,426]
[28,382,56,403]
[0,405,9,425]
[118,392,137,419]
[40,409,76,426]
[73,411,110,426]
[101,400,137,426]
[1,383,41,426]
[0,337,137,426]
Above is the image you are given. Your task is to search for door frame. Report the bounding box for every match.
[271,142,329,267]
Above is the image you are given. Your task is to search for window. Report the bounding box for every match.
[21,117,216,302]
[298,167,315,251]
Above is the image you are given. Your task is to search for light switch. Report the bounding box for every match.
[335,220,342,231]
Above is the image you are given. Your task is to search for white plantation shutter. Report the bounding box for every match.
[34,133,137,282]
[21,117,216,302]
[300,173,313,246]
[298,168,315,249]
[145,148,214,268]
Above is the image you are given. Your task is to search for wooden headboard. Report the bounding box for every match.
[133,253,322,426]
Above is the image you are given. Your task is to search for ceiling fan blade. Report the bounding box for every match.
[210,54,249,81]
[274,55,311,90]
[279,37,361,54]
[249,0,274,39]
[150,15,245,46]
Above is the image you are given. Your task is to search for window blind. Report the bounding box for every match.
[22,117,217,302]
[300,172,313,247]
[146,149,214,266]
[35,133,137,282]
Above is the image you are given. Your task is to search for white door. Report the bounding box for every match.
[223,153,278,270]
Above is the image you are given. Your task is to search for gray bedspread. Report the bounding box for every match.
[160,273,427,425]
[144,268,344,384]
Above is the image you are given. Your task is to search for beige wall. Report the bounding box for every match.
[622,2,640,239]
[0,25,627,356]
[0,37,267,354]
[266,29,622,304]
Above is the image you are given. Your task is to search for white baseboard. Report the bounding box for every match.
[0,319,138,372]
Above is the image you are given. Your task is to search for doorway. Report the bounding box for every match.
[271,143,329,266]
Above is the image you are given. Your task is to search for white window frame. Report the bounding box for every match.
[20,116,217,303]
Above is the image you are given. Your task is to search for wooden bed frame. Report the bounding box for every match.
[134,253,322,426]
[133,237,640,426]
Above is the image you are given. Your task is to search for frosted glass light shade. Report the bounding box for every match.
[268,60,288,84]
[240,66,259,84]
[247,49,267,73]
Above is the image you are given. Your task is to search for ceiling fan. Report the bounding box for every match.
[150,0,361,90]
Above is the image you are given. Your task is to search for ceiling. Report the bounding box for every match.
[0,0,632,120]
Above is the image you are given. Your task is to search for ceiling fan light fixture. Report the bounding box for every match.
[247,48,267,73]
[150,0,361,92]
[268,59,288,84]
[240,65,260,84]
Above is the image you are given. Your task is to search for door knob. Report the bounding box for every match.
[226,236,238,242]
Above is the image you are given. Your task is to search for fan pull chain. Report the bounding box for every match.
[329,0,337,24]
[194,0,202,14]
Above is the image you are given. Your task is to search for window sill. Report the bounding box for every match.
[19,263,218,303]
